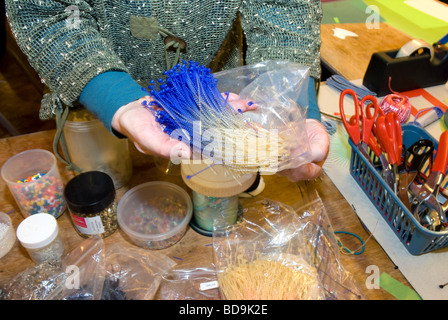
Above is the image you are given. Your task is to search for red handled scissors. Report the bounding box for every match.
[339,89,396,188]
[339,89,381,162]
[374,112,403,194]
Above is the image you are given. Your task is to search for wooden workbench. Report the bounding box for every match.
[320,23,412,80]
[0,129,412,300]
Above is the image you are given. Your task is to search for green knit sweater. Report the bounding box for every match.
[6,0,322,119]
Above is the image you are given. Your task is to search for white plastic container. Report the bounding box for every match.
[16,213,65,263]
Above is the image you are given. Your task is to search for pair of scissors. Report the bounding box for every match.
[395,139,434,211]
[397,147,411,210]
[373,112,403,193]
[409,130,448,230]
[406,139,435,186]
[339,88,381,162]
[347,111,394,186]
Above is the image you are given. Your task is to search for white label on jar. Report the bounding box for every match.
[70,213,104,235]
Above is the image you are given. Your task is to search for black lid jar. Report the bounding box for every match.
[64,171,117,238]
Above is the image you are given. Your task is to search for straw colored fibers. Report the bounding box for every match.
[218,257,321,300]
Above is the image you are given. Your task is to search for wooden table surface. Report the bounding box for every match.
[0,129,413,300]
[320,22,412,80]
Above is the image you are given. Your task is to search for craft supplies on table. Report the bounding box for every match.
[412,106,444,128]
[181,161,256,236]
[348,121,448,255]
[0,149,66,218]
[379,93,412,123]
[16,213,65,264]
[326,74,377,99]
[338,88,448,254]
[117,181,193,249]
[0,212,15,259]
[64,171,118,238]
[362,38,448,96]
[63,109,132,189]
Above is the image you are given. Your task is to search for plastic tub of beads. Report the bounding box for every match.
[1,149,66,218]
[117,181,193,250]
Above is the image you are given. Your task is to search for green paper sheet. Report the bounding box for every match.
[364,0,448,43]
[380,272,422,300]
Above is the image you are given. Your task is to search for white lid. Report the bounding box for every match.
[16,213,59,249]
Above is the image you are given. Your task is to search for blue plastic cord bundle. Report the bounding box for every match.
[326,75,377,99]
[142,60,243,153]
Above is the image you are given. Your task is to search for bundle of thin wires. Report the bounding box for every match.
[143,60,288,173]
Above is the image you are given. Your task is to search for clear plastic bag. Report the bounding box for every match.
[214,60,310,109]
[100,243,177,300]
[156,266,221,300]
[291,196,366,300]
[214,60,312,173]
[0,236,177,300]
[212,194,365,300]
[0,236,104,300]
[56,240,176,300]
[0,261,66,300]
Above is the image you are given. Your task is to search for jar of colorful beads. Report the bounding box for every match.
[1,149,66,218]
[181,161,256,236]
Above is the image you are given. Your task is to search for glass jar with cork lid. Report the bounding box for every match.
[181,161,256,236]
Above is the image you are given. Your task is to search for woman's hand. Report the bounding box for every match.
[223,92,258,113]
[111,97,191,160]
[277,118,330,182]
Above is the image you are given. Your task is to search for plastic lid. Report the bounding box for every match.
[181,161,256,197]
[16,213,59,249]
[64,171,115,214]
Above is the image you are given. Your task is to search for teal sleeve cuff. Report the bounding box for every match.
[306,77,321,121]
[79,71,147,132]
